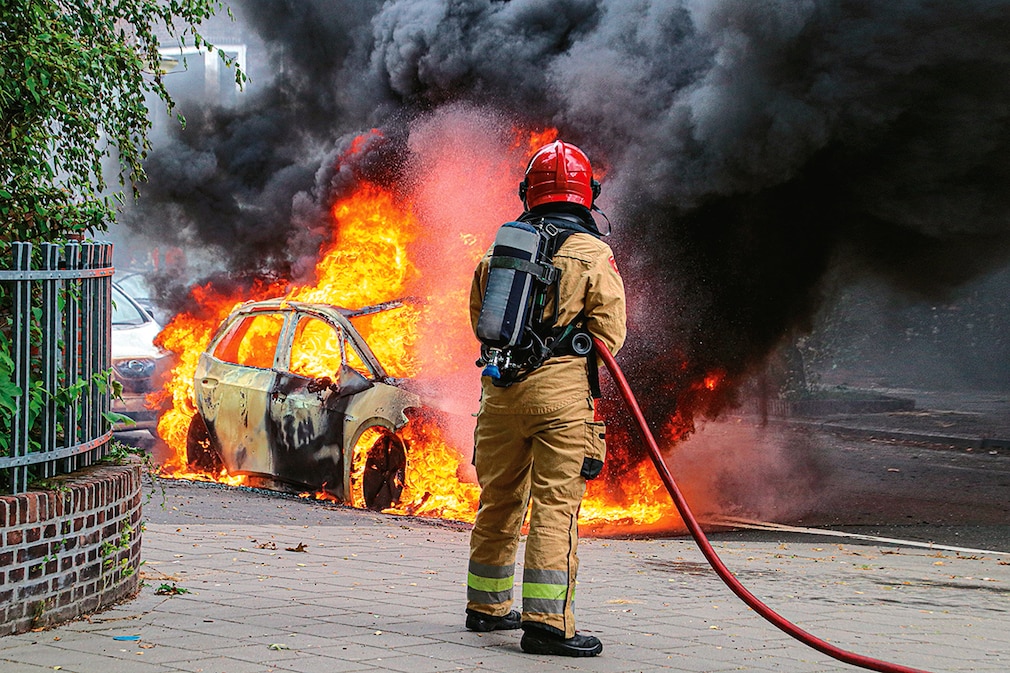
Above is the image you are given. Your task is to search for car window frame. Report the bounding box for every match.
[111,282,154,327]
[281,310,381,382]
[210,309,289,371]
[114,272,151,302]
[205,302,392,381]
[284,313,348,380]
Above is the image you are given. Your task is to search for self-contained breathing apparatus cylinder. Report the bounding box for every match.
[475,221,548,381]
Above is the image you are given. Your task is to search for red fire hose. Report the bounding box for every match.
[592,338,932,673]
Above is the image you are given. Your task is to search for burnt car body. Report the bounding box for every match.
[188,299,421,509]
[111,282,170,433]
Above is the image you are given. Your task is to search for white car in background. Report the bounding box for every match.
[114,268,169,324]
[111,282,170,434]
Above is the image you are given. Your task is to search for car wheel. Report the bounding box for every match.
[186,413,224,474]
[356,428,407,511]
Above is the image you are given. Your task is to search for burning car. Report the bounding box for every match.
[186,298,421,510]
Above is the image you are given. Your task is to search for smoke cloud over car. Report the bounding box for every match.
[123,0,1010,429]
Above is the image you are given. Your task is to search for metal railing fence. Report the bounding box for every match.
[0,241,114,494]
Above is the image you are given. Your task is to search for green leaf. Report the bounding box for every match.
[0,380,23,414]
[102,411,135,426]
[25,76,39,102]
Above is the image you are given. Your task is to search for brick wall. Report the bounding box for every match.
[0,462,143,635]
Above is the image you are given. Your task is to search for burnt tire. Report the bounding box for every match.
[359,429,407,511]
[186,414,224,474]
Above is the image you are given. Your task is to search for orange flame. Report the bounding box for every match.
[290,181,422,377]
[523,128,559,152]
[388,411,482,521]
[152,127,714,534]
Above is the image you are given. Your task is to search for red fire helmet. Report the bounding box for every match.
[519,140,600,209]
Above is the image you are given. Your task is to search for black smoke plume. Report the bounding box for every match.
[126,0,1010,425]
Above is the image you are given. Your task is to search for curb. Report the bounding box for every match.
[754,415,1010,453]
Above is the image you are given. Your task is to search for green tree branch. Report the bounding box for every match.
[0,0,245,242]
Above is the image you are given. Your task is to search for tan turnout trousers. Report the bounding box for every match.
[467,229,626,638]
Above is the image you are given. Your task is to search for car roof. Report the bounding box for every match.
[233,298,405,319]
[219,298,407,380]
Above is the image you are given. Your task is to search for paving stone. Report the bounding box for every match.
[0,485,1006,673]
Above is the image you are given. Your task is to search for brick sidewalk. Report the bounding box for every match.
[1,484,1007,673]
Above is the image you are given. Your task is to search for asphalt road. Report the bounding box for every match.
[785,427,1010,551]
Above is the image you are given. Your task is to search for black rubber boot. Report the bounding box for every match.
[465,609,521,632]
[520,627,603,657]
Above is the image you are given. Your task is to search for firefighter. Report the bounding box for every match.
[465,140,627,657]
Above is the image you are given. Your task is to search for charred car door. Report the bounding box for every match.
[195,310,286,478]
[267,313,373,493]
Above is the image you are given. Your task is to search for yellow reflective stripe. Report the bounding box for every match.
[468,572,514,593]
[522,582,568,600]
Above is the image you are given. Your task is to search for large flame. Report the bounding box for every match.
[152,128,721,535]
[291,182,421,377]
